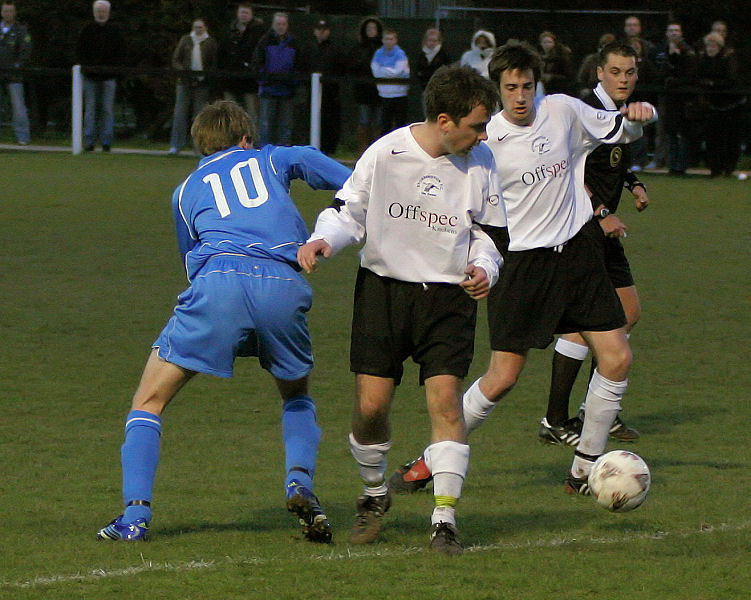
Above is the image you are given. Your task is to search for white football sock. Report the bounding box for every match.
[554,339,590,414]
[424,440,470,526]
[463,379,496,435]
[572,370,627,477]
[349,433,391,496]
[578,334,629,413]
[555,337,590,360]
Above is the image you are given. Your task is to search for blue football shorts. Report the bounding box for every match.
[153,255,313,380]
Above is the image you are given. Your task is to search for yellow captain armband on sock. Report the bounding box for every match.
[434,495,458,508]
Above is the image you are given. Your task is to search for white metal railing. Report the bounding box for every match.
[309,72,322,150]
[71,65,83,155]
[71,66,325,154]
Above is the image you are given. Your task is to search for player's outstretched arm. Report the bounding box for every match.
[297,239,332,273]
[620,102,656,124]
[460,265,490,300]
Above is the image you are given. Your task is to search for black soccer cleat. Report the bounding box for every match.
[564,471,591,496]
[577,409,640,442]
[538,416,583,446]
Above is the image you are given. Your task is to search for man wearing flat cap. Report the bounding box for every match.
[311,18,345,155]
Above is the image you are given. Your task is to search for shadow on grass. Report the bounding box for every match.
[624,404,722,436]
[151,500,361,540]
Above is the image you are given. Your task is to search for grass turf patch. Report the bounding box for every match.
[1,152,750,599]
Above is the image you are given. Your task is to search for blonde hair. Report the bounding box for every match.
[190,100,256,156]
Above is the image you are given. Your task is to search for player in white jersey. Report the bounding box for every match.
[298,66,505,555]
[387,42,656,498]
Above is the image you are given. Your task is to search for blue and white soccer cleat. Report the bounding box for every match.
[96,515,150,541]
[286,480,332,543]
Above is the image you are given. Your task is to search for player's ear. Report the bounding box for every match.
[239,135,251,149]
[436,113,452,132]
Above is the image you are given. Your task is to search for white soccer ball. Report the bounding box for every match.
[588,450,651,513]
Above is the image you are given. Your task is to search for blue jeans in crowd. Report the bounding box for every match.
[258,94,293,146]
[1,82,30,144]
[83,76,116,148]
[170,83,211,153]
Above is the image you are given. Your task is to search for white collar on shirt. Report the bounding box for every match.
[594,82,619,110]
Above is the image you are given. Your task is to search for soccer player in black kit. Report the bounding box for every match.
[538,42,650,447]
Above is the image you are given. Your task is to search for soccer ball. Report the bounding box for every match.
[588,450,651,513]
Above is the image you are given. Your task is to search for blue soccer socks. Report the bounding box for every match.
[121,410,162,524]
[282,396,320,493]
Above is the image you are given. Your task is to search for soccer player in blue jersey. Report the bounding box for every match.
[97,100,351,543]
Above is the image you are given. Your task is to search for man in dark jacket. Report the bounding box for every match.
[75,0,125,151]
[310,18,345,155]
[651,22,696,174]
[253,12,302,146]
[0,1,31,144]
[219,2,264,124]
[350,16,382,155]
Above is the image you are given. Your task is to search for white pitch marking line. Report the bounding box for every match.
[3,520,749,589]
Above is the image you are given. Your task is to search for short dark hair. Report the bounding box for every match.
[423,65,499,123]
[598,41,637,67]
[191,100,256,155]
[488,42,543,85]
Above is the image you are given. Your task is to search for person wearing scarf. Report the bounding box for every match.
[169,19,218,154]
[415,28,451,117]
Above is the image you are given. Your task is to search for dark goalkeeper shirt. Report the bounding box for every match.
[582,86,643,213]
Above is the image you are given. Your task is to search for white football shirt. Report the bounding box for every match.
[309,124,506,285]
[487,94,654,251]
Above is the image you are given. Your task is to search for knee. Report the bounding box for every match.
[357,396,390,422]
[276,377,309,401]
[428,392,462,426]
[599,345,632,380]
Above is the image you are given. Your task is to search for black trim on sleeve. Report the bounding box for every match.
[329,198,345,211]
[603,114,624,142]
[624,172,646,193]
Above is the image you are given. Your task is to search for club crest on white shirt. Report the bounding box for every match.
[531,136,551,155]
[418,174,443,199]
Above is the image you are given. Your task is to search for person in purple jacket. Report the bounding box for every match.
[252,12,303,146]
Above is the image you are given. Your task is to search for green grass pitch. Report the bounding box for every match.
[1,150,750,599]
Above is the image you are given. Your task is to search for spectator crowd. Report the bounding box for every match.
[0,2,747,174]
